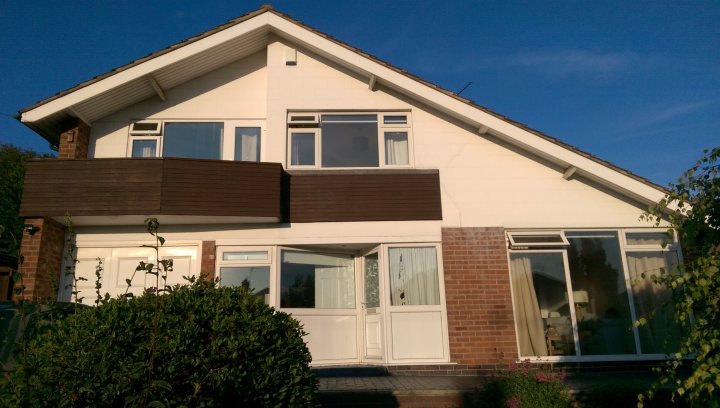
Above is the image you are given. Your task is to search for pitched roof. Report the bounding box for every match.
[19,5,667,205]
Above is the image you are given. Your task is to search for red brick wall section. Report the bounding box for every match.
[200,241,216,280]
[18,217,65,301]
[442,227,518,369]
[58,119,90,159]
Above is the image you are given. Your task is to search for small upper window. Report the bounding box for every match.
[130,121,161,135]
[625,231,672,247]
[383,115,408,125]
[507,232,569,249]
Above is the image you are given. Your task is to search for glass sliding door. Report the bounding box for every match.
[509,252,576,357]
[508,229,683,360]
[566,231,636,355]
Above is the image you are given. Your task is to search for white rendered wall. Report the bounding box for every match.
[86,38,660,230]
[89,50,267,158]
[264,39,658,229]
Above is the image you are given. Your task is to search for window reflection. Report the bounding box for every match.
[566,231,636,355]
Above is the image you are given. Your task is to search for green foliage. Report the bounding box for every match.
[469,360,571,408]
[640,147,720,406]
[0,278,317,407]
[0,144,53,255]
[584,380,689,408]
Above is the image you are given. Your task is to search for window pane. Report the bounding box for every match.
[290,132,315,165]
[383,115,407,124]
[219,266,270,298]
[384,132,409,165]
[626,232,671,246]
[364,253,380,308]
[163,122,222,160]
[234,127,260,161]
[388,247,439,305]
[321,115,379,167]
[222,251,268,261]
[131,140,157,158]
[321,114,377,122]
[510,253,575,357]
[566,231,637,355]
[627,251,681,354]
[511,235,565,244]
[132,122,160,132]
[280,251,355,309]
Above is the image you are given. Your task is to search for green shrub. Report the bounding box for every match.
[584,380,691,408]
[470,360,571,408]
[0,279,317,407]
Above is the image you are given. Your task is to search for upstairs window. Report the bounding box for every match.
[287,112,412,168]
[163,122,222,160]
[128,121,262,161]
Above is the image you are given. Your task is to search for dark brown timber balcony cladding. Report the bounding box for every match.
[287,169,442,222]
[19,158,283,219]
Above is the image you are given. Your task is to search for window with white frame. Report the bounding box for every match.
[217,248,271,303]
[279,250,356,309]
[388,246,440,306]
[287,112,412,168]
[128,121,262,161]
[507,229,681,359]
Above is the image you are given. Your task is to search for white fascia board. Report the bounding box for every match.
[266,14,667,204]
[21,13,271,123]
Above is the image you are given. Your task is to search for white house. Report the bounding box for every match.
[18,6,679,372]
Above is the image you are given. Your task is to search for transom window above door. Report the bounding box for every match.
[287,112,413,169]
[127,120,262,162]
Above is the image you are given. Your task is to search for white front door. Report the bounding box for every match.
[361,251,384,361]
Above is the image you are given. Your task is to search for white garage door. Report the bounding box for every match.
[60,245,199,305]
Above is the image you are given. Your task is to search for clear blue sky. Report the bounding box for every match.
[1,1,718,186]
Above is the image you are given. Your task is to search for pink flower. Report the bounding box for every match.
[506,397,522,408]
[535,371,550,383]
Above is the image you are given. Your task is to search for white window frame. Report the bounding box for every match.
[622,228,678,250]
[126,119,265,161]
[129,121,161,135]
[217,246,273,304]
[286,111,414,169]
[127,135,162,158]
[287,128,320,168]
[507,231,569,249]
[507,228,683,363]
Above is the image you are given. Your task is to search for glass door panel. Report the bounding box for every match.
[566,232,637,355]
[509,252,576,357]
[362,251,383,360]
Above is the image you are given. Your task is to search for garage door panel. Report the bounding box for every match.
[64,245,198,304]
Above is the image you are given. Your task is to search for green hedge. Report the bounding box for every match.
[1,279,317,407]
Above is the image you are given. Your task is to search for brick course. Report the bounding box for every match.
[18,217,65,301]
[441,227,518,369]
[201,240,216,280]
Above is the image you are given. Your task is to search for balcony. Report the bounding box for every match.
[20,158,284,225]
[20,159,442,226]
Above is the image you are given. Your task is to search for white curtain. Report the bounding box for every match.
[627,252,680,353]
[385,132,409,165]
[239,132,258,161]
[388,247,440,305]
[140,145,154,157]
[510,256,548,356]
[315,265,356,308]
